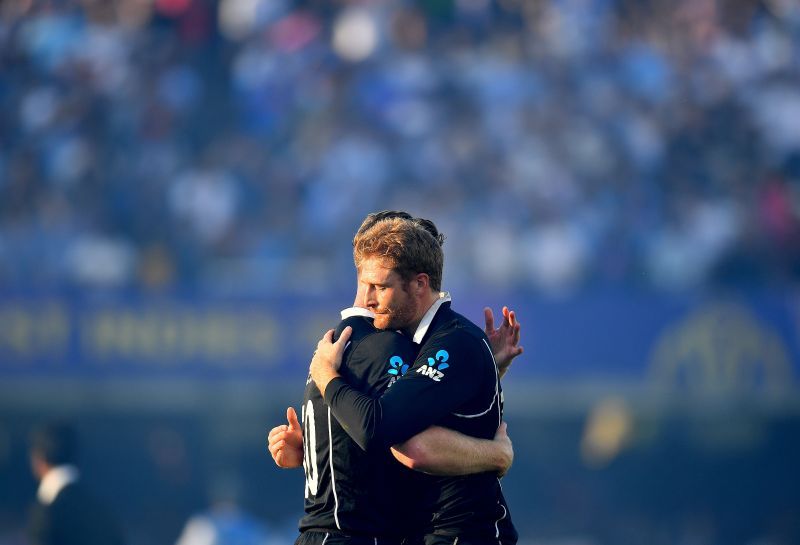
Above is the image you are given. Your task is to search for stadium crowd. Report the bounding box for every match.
[1,0,799,295]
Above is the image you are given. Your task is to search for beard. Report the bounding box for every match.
[372,298,416,332]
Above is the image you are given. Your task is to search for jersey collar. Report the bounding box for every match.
[340,307,375,319]
[37,465,78,505]
[412,292,451,344]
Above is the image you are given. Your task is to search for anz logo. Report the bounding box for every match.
[387,355,409,376]
[387,355,409,387]
[416,349,450,382]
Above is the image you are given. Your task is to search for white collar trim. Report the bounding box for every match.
[412,292,451,344]
[38,465,78,505]
[340,307,375,319]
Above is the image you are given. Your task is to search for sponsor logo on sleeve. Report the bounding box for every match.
[387,355,409,387]
[415,349,450,382]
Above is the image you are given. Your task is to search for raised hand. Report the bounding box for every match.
[485,306,523,378]
[267,406,304,468]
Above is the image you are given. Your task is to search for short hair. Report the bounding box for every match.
[354,211,445,248]
[30,422,77,466]
[354,211,414,246]
[354,215,444,291]
[411,217,445,247]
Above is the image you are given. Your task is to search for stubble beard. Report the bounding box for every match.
[372,300,415,332]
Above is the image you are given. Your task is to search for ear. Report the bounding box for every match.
[413,273,430,294]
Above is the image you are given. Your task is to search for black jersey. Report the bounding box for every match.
[298,308,423,538]
[324,298,518,544]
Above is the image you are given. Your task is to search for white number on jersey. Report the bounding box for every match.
[302,400,319,498]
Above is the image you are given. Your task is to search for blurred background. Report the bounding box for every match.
[1,0,799,544]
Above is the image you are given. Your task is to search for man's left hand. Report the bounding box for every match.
[485,306,523,378]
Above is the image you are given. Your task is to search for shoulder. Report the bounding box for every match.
[340,328,416,393]
[428,328,486,355]
[335,315,376,341]
[351,328,415,360]
[433,306,486,341]
[335,315,413,352]
[433,310,489,351]
[451,308,488,341]
[420,312,492,365]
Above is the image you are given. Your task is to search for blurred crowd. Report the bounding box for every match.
[1,0,800,295]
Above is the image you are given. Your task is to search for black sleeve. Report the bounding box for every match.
[325,330,490,451]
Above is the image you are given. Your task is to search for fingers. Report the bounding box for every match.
[268,431,287,452]
[484,307,495,335]
[287,407,300,431]
[500,307,519,334]
[335,326,352,346]
[268,430,287,459]
[269,438,285,457]
[506,309,519,334]
[317,327,350,350]
[507,309,521,345]
[485,306,521,335]
[270,441,293,468]
[495,421,508,439]
[268,425,288,442]
[313,329,336,359]
[268,420,303,468]
[495,420,513,478]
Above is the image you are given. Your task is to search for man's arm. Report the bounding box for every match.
[315,329,491,451]
[314,308,523,389]
[268,418,514,477]
[391,422,513,477]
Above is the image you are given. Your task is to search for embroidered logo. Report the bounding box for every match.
[415,349,450,382]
